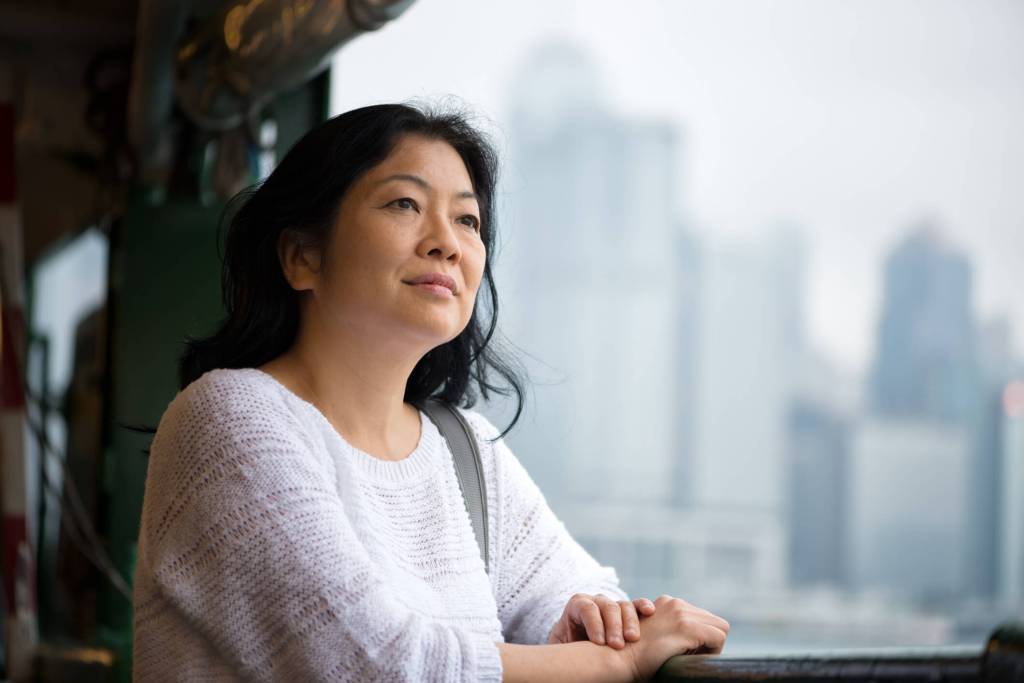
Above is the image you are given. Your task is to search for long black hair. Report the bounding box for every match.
[136,100,527,443]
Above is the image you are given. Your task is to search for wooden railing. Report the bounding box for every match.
[654,621,1023,682]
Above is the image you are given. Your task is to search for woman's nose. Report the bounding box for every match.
[424,211,461,260]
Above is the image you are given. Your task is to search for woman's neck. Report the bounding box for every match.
[258,324,426,461]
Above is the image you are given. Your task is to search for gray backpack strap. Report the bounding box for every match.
[416,398,490,574]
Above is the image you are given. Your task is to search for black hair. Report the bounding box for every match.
[131,100,527,445]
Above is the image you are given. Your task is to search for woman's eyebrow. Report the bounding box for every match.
[373,173,478,201]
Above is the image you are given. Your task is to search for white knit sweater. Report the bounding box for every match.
[132,367,629,682]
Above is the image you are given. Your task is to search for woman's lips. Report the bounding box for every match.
[408,282,454,297]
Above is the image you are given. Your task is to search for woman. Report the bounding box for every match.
[131,101,729,682]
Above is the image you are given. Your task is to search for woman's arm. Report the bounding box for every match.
[496,640,636,683]
[460,409,632,645]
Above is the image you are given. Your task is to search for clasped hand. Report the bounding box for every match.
[548,594,655,649]
[547,593,729,658]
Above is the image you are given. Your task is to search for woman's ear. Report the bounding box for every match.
[277,229,322,292]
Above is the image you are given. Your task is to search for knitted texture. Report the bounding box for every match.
[132,367,629,681]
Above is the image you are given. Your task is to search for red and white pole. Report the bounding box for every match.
[0,63,37,681]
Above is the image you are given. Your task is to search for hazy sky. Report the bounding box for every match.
[331,0,1024,375]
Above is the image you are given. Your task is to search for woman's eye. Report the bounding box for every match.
[460,215,481,231]
[390,197,418,211]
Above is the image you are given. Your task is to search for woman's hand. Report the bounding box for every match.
[547,593,657,649]
[620,594,730,682]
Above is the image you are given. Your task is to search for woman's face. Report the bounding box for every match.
[288,133,486,353]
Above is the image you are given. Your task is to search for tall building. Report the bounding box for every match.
[668,229,806,593]
[848,419,971,605]
[786,396,849,587]
[1000,380,1024,608]
[493,40,684,507]
[969,318,1015,598]
[690,229,805,514]
[671,226,702,509]
[868,225,979,422]
[784,347,859,589]
[858,225,997,603]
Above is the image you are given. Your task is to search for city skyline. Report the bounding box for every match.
[487,37,1015,641]
[331,0,1024,375]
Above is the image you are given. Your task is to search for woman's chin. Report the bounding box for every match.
[397,315,466,346]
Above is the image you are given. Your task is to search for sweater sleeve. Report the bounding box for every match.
[461,410,631,646]
[134,377,503,683]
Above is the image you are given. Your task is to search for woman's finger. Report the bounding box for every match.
[654,593,676,608]
[709,613,730,636]
[685,607,731,636]
[620,601,641,642]
[547,615,564,643]
[694,621,729,655]
[572,596,606,644]
[633,597,656,616]
[654,594,726,633]
[595,595,625,648]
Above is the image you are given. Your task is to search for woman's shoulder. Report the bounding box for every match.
[155,367,303,449]
[170,366,286,414]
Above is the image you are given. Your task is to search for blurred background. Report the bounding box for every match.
[0,0,1021,681]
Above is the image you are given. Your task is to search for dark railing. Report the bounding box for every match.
[29,621,1024,681]
[655,621,1023,682]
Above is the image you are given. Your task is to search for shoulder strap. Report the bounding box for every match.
[416,398,490,574]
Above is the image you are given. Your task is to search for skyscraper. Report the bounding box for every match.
[495,40,684,507]
[970,318,1015,598]
[672,226,701,509]
[999,380,1024,608]
[868,224,979,422]
[690,229,805,514]
[848,419,971,604]
[853,224,984,603]
[786,397,849,587]
[678,229,806,593]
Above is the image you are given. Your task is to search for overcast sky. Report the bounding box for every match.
[331,0,1024,375]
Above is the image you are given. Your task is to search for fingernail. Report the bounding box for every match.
[625,628,637,638]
